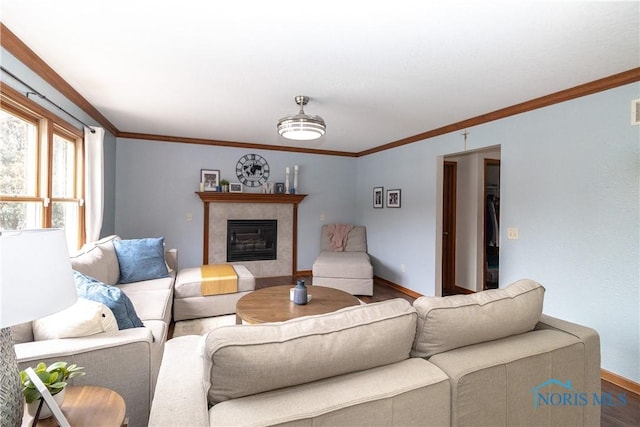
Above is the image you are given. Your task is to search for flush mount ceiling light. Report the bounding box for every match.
[277,95,326,141]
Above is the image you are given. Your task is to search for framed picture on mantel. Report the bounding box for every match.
[201,169,220,191]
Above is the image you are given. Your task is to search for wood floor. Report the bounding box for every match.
[256,276,639,427]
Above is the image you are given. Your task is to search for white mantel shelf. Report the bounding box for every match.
[196,192,307,204]
[196,192,307,271]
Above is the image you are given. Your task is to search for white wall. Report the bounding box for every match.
[114,138,358,270]
[358,83,640,382]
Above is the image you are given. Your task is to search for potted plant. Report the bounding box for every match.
[20,361,85,418]
[220,179,230,192]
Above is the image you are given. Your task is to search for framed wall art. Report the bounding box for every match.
[386,189,401,208]
[373,187,384,208]
[229,182,243,193]
[200,169,220,191]
[275,182,286,194]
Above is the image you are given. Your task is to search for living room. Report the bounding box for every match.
[0,1,638,425]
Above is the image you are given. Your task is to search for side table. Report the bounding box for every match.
[21,385,126,427]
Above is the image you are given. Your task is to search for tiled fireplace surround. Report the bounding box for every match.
[197,193,306,278]
[209,203,292,277]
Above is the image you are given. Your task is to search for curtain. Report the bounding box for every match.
[84,127,105,242]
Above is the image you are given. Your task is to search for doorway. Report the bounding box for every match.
[442,161,457,296]
[439,147,501,295]
[483,159,500,289]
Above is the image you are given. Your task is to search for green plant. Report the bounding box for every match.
[19,362,85,403]
[220,179,230,186]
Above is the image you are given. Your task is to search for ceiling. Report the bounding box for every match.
[1,1,638,154]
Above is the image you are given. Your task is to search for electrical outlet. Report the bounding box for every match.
[320,213,326,221]
[186,213,193,222]
[507,227,519,240]
[400,263,406,272]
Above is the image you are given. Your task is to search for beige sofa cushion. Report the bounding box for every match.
[412,279,545,358]
[70,235,121,285]
[320,225,367,252]
[202,298,417,404]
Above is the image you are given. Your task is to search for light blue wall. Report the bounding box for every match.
[357,83,640,382]
[0,48,117,237]
[114,139,358,270]
[4,46,638,382]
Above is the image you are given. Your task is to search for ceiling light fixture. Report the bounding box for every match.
[277,96,326,141]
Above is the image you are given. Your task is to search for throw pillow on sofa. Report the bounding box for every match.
[73,270,144,330]
[113,237,169,284]
[33,298,118,340]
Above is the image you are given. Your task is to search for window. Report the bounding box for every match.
[0,86,85,250]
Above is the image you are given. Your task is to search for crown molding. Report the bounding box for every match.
[0,23,119,135]
[2,23,638,158]
[358,67,640,157]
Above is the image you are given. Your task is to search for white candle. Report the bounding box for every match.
[294,165,298,171]
[286,167,290,174]
[293,165,299,191]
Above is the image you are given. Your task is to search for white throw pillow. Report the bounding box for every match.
[33,298,118,341]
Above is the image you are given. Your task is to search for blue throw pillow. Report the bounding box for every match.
[113,237,169,284]
[73,271,144,330]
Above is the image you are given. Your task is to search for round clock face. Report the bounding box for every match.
[236,154,270,187]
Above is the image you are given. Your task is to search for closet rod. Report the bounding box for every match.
[1,66,96,133]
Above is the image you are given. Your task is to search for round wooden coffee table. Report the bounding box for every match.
[236,285,360,324]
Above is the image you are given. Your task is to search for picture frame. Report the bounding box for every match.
[373,187,384,208]
[275,182,286,194]
[229,182,243,193]
[386,189,401,208]
[200,169,220,191]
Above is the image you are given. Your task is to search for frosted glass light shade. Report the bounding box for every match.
[0,229,77,328]
[277,95,326,141]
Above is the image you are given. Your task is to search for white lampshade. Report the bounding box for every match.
[0,229,78,328]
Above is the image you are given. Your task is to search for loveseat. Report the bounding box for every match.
[11,235,176,427]
[149,279,601,427]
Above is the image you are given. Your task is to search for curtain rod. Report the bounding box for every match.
[0,66,96,133]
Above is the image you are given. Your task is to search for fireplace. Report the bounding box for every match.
[227,219,277,262]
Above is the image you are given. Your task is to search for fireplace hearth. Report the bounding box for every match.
[227,219,277,262]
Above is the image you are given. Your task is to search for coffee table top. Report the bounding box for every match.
[236,285,360,324]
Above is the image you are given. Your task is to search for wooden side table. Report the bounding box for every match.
[21,385,126,427]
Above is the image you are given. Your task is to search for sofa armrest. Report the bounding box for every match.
[15,327,157,427]
[536,314,601,425]
[165,248,178,272]
[149,335,209,427]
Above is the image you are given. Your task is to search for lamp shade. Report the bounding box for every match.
[0,229,77,328]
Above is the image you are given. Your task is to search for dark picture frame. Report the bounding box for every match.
[373,187,384,208]
[386,189,401,208]
[275,182,286,194]
[229,182,243,193]
[200,169,220,191]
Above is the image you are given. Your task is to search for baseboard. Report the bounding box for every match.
[374,276,423,299]
[296,270,312,277]
[601,369,640,397]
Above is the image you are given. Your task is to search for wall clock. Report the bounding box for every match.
[236,154,270,187]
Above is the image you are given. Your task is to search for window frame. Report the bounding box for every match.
[1,82,85,250]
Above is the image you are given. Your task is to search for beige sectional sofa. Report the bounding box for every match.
[149,279,601,427]
[11,235,177,427]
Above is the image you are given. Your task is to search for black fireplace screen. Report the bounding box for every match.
[227,219,277,262]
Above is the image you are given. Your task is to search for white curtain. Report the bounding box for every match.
[84,127,105,242]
